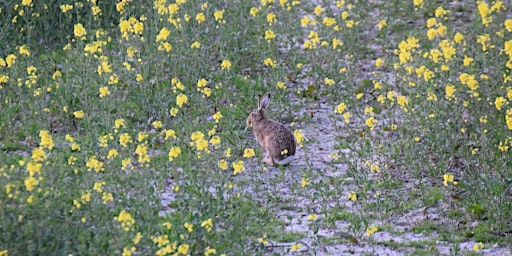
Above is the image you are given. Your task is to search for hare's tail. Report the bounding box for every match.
[274,155,295,166]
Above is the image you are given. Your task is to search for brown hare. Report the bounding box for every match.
[246,93,296,166]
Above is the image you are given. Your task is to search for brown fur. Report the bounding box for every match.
[246,94,296,165]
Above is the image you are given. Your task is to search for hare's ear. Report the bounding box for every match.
[260,93,270,110]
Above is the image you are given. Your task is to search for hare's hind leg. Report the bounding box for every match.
[263,151,275,165]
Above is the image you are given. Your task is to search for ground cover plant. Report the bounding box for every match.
[1,0,511,255]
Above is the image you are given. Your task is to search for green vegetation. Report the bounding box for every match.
[1,0,511,255]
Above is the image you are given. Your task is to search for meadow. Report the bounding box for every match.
[1,0,512,255]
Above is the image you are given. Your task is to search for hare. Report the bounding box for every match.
[246,93,296,166]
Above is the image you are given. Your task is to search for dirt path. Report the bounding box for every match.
[244,90,511,255]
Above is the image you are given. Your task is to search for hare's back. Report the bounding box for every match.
[266,121,296,156]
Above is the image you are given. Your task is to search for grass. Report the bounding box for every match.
[1,0,512,255]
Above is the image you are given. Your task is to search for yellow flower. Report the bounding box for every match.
[435,6,450,17]
[243,148,255,158]
[214,9,224,22]
[178,244,189,255]
[119,133,132,147]
[375,58,383,67]
[122,158,132,170]
[184,222,193,232]
[294,129,305,147]
[60,4,73,13]
[265,30,276,40]
[334,103,347,114]
[196,12,206,24]
[114,210,135,231]
[454,32,464,44]
[205,247,217,256]
[378,20,387,30]
[477,1,492,26]
[346,20,355,28]
[348,191,357,201]
[221,59,231,70]
[250,7,259,17]
[201,218,213,232]
[209,135,221,146]
[168,146,181,161]
[225,148,232,157]
[218,159,228,170]
[99,86,110,97]
[494,97,508,110]
[0,75,8,84]
[322,17,336,27]
[135,144,150,163]
[445,84,456,100]
[19,45,30,56]
[473,242,484,252]
[39,130,54,150]
[74,110,85,119]
[342,112,352,124]
[397,95,408,109]
[291,243,302,252]
[301,16,310,27]
[258,235,270,246]
[328,152,339,160]
[81,191,91,203]
[169,107,178,117]
[115,119,126,129]
[122,246,136,256]
[107,149,118,159]
[307,214,318,221]
[6,54,16,67]
[133,232,142,244]
[505,19,512,32]
[22,0,32,6]
[463,55,474,66]
[86,156,104,172]
[213,111,223,123]
[366,226,378,236]
[74,23,87,38]
[332,38,342,49]
[364,116,378,130]
[191,131,205,141]
[163,129,176,140]
[152,121,163,129]
[156,27,170,42]
[301,178,308,187]
[277,81,286,89]
[266,13,277,25]
[232,160,245,175]
[108,74,119,85]
[341,11,349,20]
[195,139,209,152]
[24,176,39,191]
[313,5,324,15]
[93,182,105,193]
[197,78,207,88]
[324,78,335,85]
[161,222,172,230]
[176,93,188,108]
[443,173,455,186]
[102,192,113,204]
[263,58,276,68]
